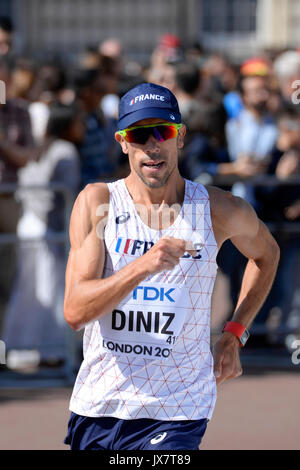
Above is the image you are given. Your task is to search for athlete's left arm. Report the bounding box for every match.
[208,187,280,386]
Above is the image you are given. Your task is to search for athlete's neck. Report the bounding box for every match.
[124,172,185,208]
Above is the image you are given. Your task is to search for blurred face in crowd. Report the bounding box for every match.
[0,28,12,56]
[82,73,106,111]
[221,64,239,92]
[0,62,11,102]
[148,65,177,95]
[68,114,85,144]
[277,116,300,151]
[10,66,35,100]
[242,76,270,115]
[115,118,186,189]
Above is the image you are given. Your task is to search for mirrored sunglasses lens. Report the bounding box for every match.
[155,125,177,141]
[125,125,178,144]
[126,127,151,144]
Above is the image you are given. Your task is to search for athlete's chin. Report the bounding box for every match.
[138,166,172,188]
[140,173,170,189]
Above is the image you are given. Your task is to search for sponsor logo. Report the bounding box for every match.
[129,94,165,105]
[169,114,175,120]
[133,285,175,302]
[116,212,130,224]
[150,432,167,445]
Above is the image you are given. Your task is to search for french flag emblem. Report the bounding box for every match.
[129,99,135,106]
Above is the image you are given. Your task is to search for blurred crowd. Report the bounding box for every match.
[0,16,299,369]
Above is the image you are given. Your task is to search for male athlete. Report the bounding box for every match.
[64,83,279,450]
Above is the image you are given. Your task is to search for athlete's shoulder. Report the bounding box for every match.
[69,183,110,244]
[81,182,110,208]
[205,185,237,210]
[206,184,259,239]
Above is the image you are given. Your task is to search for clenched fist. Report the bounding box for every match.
[142,237,193,274]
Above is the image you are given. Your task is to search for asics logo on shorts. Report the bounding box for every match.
[150,432,167,445]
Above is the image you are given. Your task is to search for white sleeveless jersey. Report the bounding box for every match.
[69,178,218,421]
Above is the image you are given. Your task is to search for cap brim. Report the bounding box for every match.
[118,107,181,130]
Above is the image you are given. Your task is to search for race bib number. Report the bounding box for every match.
[99,281,191,359]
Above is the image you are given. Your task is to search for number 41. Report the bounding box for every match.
[166,335,177,345]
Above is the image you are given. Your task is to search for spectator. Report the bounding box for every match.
[99,55,121,120]
[217,74,278,334]
[222,63,243,119]
[184,41,205,69]
[28,61,68,144]
[80,45,102,70]
[226,75,277,167]
[150,34,183,70]
[99,37,143,98]
[72,67,118,187]
[174,61,202,125]
[273,50,300,110]
[0,56,35,334]
[9,57,36,102]
[201,52,228,100]
[255,105,300,222]
[146,62,178,96]
[98,38,123,75]
[180,99,230,182]
[3,102,83,368]
[0,17,13,57]
[251,106,300,345]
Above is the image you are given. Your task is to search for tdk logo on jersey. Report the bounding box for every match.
[129,94,165,105]
[133,285,175,302]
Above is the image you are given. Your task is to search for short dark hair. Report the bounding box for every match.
[189,99,227,137]
[46,102,80,139]
[71,68,101,95]
[37,61,66,92]
[0,16,13,33]
[175,62,200,94]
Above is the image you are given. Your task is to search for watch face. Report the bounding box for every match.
[240,330,250,346]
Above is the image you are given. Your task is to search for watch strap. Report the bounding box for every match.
[222,321,249,347]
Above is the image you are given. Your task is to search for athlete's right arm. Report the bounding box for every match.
[64,184,187,331]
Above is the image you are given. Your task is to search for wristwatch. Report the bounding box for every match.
[222,321,250,347]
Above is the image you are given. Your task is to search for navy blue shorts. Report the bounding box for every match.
[64,412,208,450]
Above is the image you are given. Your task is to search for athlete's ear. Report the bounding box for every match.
[115,132,129,154]
[177,124,186,149]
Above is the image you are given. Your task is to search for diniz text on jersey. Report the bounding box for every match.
[115,237,203,259]
[111,310,175,335]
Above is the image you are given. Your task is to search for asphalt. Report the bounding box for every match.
[0,368,299,450]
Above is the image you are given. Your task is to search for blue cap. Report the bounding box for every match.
[118,83,181,130]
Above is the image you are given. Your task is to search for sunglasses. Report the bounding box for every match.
[118,122,183,145]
